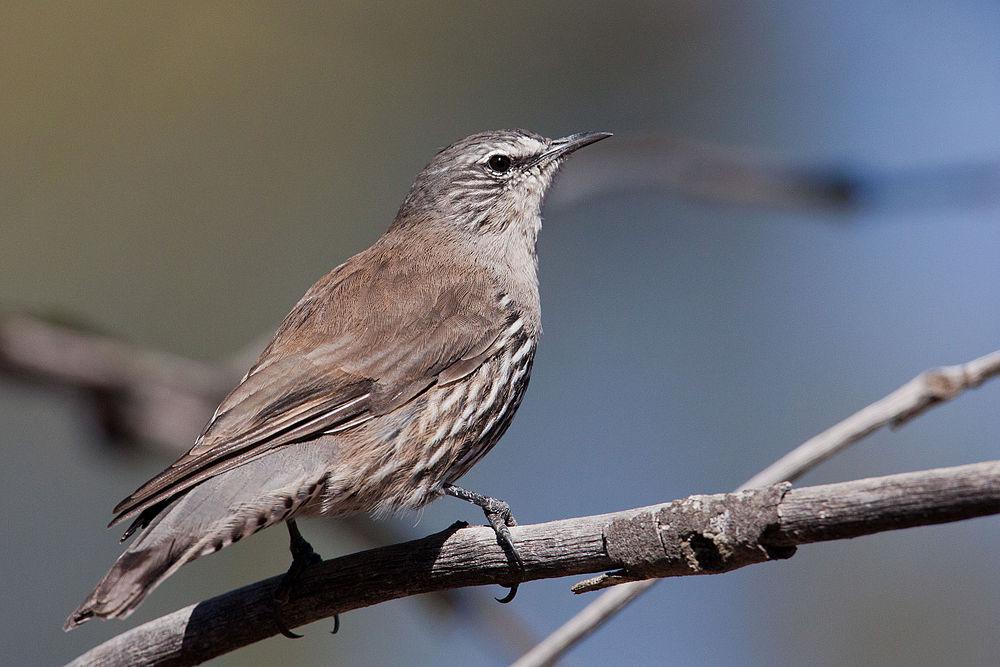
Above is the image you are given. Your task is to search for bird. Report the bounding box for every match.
[64,128,611,634]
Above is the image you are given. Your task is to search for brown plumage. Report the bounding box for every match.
[66,129,610,630]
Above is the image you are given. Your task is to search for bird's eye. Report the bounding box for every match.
[486,154,512,174]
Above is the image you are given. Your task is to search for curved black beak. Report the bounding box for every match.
[536,131,613,165]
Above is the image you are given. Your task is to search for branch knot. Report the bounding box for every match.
[574,483,794,593]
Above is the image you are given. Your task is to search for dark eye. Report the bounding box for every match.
[487,154,512,174]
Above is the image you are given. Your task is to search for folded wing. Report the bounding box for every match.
[110,254,508,532]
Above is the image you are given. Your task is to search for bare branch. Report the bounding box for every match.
[515,349,1000,666]
[67,461,1000,667]
[744,350,1000,489]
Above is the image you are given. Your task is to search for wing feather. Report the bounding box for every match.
[109,247,513,528]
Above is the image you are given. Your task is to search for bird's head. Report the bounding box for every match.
[391,129,611,241]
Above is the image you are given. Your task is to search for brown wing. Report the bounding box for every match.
[110,245,509,529]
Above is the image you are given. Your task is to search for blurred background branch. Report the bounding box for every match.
[551,135,1000,214]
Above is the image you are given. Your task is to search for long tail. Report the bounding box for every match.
[64,518,195,629]
[65,450,329,630]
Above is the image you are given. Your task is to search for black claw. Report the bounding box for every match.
[495,583,519,604]
[272,519,325,640]
[275,616,304,639]
[484,508,524,602]
[330,613,340,635]
[488,527,524,603]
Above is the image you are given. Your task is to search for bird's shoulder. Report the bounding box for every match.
[266,237,521,353]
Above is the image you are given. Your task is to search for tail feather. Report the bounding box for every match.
[65,456,329,631]
[64,534,188,629]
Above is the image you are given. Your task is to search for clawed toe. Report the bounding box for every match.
[442,484,525,603]
[495,582,519,603]
[487,520,524,603]
[272,562,309,638]
[273,606,304,639]
[484,498,517,527]
[272,519,328,639]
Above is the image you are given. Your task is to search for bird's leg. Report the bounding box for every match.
[272,519,338,638]
[443,483,523,603]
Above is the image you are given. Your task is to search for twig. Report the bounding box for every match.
[514,349,1000,666]
[744,350,1000,489]
[67,460,1000,667]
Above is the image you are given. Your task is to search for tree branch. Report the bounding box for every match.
[743,349,1000,489]
[67,460,1000,667]
[515,348,1000,666]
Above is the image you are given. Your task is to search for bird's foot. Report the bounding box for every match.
[443,484,524,603]
[272,520,338,638]
[482,498,523,603]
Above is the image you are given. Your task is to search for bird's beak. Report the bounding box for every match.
[536,131,613,165]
